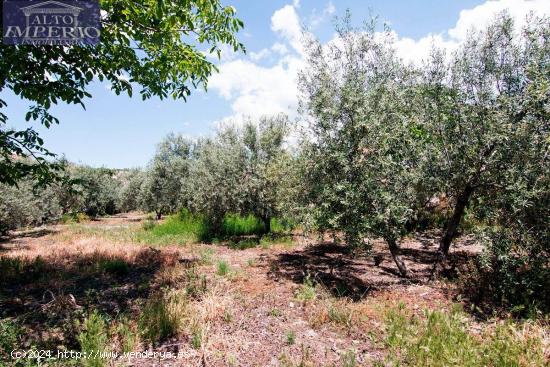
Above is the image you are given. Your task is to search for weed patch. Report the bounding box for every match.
[0,319,21,361]
[222,214,264,237]
[380,303,548,366]
[228,238,258,250]
[286,330,296,345]
[139,292,187,345]
[295,275,316,302]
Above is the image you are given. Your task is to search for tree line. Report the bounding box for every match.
[0,114,296,236]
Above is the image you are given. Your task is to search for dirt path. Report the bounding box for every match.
[0,214,479,366]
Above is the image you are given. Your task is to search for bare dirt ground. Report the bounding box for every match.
[0,214,485,366]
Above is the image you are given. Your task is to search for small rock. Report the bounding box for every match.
[305,329,317,338]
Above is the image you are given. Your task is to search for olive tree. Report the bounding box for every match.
[117,169,145,213]
[0,174,63,234]
[140,133,193,219]
[187,127,247,233]
[420,13,550,268]
[424,14,549,306]
[73,166,119,217]
[0,182,44,234]
[299,15,428,276]
[241,114,290,233]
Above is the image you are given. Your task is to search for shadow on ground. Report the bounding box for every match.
[0,248,182,349]
[0,228,58,244]
[268,235,478,301]
[268,242,372,301]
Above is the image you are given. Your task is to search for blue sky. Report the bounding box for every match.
[3,0,549,168]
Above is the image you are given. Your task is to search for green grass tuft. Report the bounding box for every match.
[139,293,186,345]
[295,275,316,302]
[97,258,129,276]
[285,330,296,345]
[116,317,138,353]
[216,260,230,276]
[222,214,264,236]
[341,349,357,367]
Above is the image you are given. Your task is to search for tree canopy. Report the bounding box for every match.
[298,11,549,280]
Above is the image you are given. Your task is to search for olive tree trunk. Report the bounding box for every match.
[433,144,495,277]
[262,215,271,235]
[386,237,408,277]
[438,183,475,257]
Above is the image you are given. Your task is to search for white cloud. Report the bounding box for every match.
[393,33,458,65]
[271,42,289,55]
[209,2,306,124]
[210,0,550,126]
[449,0,550,41]
[310,1,336,28]
[393,0,550,65]
[248,42,290,62]
[326,1,336,16]
[271,4,303,54]
[209,56,303,120]
[249,48,271,61]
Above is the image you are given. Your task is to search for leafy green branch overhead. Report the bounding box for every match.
[0,0,245,185]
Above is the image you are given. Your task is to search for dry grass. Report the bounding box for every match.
[309,297,355,330]
[3,231,181,266]
[1,217,548,366]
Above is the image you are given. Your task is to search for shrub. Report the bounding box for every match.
[0,319,20,360]
[198,248,215,265]
[78,311,108,367]
[141,219,156,231]
[60,212,90,224]
[270,217,295,233]
[327,302,354,328]
[458,229,550,316]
